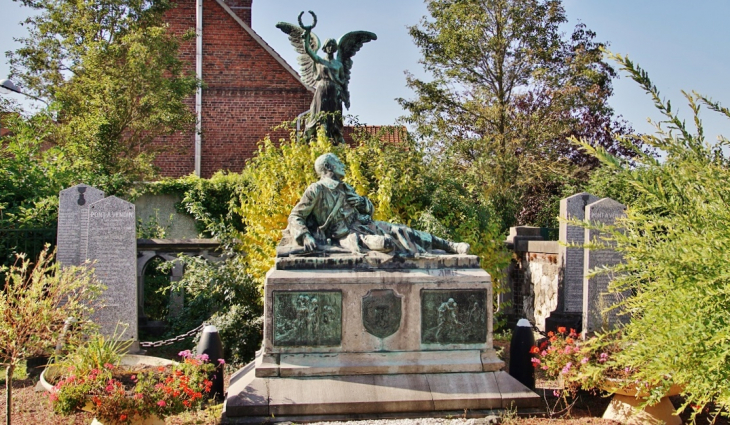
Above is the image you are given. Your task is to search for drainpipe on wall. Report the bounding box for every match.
[194,0,203,177]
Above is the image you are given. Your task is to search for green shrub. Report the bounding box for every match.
[576,53,730,417]
[162,254,263,366]
[131,171,249,237]
[0,247,102,422]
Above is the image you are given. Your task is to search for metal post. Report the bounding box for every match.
[196,325,224,401]
[194,0,203,177]
[509,318,536,390]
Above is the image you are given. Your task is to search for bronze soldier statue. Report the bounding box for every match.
[278,153,470,257]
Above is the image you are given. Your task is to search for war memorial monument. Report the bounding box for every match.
[221,11,538,420]
[224,151,538,418]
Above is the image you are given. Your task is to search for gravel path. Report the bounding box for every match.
[296,419,499,425]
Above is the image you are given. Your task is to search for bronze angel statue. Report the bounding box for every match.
[277,11,377,145]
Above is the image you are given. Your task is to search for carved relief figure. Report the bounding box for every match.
[435,298,461,343]
[277,11,377,145]
[278,153,470,257]
[422,290,487,345]
[274,292,342,347]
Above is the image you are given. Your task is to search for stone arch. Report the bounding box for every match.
[136,239,222,324]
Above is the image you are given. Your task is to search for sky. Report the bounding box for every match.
[1,0,729,142]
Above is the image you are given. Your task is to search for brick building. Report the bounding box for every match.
[157,0,313,178]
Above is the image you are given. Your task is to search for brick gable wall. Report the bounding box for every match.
[156,0,311,178]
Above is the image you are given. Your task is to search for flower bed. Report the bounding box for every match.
[531,328,648,395]
[44,351,220,425]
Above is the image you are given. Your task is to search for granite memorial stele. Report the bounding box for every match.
[223,153,539,421]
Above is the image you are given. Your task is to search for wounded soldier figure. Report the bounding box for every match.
[277,153,470,257]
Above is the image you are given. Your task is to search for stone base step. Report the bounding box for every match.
[257,349,505,377]
[222,408,547,424]
[225,360,540,420]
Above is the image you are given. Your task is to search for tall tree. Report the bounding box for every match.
[7,0,198,195]
[399,0,635,228]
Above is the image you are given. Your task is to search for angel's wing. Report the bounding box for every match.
[275,22,321,89]
[337,31,377,110]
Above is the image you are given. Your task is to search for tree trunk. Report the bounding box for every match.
[5,364,14,425]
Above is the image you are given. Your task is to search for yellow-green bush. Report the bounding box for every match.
[237,129,510,290]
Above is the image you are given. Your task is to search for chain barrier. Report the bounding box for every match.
[532,323,548,338]
[139,322,206,348]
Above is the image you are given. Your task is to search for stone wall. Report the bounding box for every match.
[505,194,629,334]
[523,242,560,331]
[503,227,559,331]
[134,193,198,239]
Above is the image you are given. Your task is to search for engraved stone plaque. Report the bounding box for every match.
[57,184,105,267]
[421,289,487,345]
[362,289,402,338]
[87,196,138,343]
[583,198,630,334]
[559,193,599,313]
[273,291,342,347]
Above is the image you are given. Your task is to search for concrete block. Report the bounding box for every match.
[494,371,541,408]
[426,372,501,410]
[268,374,434,416]
[224,365,269,417]
[254,353,279,377]
[279,350,483,377]
[481,349,506,372]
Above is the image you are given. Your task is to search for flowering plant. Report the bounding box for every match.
[531,328,634,396]
[49,349,220,424]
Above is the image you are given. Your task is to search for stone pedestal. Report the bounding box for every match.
[224,254,538,421]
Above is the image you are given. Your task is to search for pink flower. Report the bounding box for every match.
[561,362,572,374]
[553,390,561,397]
[157,400,166,407]
[104,363,114,369]
[217,358,225,365]
[564,346,572,354]
[542,365,549,370]
[134,393,144,400]
[599,352,608,363]
[581,357,589,364]
[178,350,192,359]
[531,358,541,365]
[49,393,58,402]
[197,353,209,362]
[541,350,547,356]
